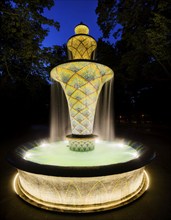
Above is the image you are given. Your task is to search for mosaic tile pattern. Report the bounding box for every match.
[18,168,144,207]
[51,62,113,135]
[68,139,95,151]
[67,35,97,59]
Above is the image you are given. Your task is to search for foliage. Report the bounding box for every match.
[0,0,60,85]
[96,0,171,77]
[96,0,171,124]
[96,38,116,69]
[0,0,67,133]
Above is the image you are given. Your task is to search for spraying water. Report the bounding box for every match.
[50,80,70,142]
[94,79,115,141]
[50,78,115,142]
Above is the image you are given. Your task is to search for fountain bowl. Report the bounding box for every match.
[7,139,155,213]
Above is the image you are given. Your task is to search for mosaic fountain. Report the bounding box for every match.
[8,24,155,213]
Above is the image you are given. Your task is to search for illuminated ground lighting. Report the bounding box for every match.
[12,169,149,213]
[144,170,150,190]
[13,173,19,194]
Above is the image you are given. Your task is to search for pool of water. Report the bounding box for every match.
[23,140,139,167]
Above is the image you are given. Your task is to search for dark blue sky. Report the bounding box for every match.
[42,0,113,47]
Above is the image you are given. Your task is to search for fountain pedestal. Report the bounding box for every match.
[14,167,148,212]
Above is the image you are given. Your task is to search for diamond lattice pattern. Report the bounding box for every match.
[51,62,113,135]
[67,36,97,60]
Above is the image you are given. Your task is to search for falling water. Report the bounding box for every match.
[94,79,115,141]
[50,79,114,142]
[50,80,70,142]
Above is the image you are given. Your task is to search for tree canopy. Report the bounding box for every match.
[0,0,60,85]
[96,0,171,124]
[96,0,171,78]
[0,0,65,135]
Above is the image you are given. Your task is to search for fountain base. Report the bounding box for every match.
[13,168,149,213]
[8,139,155,213]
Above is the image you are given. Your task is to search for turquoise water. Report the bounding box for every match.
[24,140,139,167]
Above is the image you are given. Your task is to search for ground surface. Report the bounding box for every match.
[0,124,171,220]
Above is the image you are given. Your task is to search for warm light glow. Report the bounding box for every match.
[64,140,69,145]
[13,173,19,194]
[74,24,89,35]
[40,141,49,147]
[51,62,113,135]
[144,170,150,190]
[95,138,101,143]
[68,24,96,60]
[67,36,97,59]
[15,168,146,211]
[51,23,114,135]
[24,152,32,160]
[130,151,139,158]
[117,142,125,148]
[23,140,139,166]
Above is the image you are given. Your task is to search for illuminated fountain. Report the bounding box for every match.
[8,24,155,213]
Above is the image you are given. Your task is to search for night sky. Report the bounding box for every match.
[42,0,113,47]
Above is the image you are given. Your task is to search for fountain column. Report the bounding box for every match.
[51,23,114,151]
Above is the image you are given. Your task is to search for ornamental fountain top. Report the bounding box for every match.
[50,23,113,151]
[51,23,113,135]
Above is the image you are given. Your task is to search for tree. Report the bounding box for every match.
[96,0,171,77]
[96,38,116,69]
[0,0,60,85]
[0,0,63,136]
[96,0,171,124]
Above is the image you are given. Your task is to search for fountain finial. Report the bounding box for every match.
[67,23,96,60]
[74,23,89,35]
